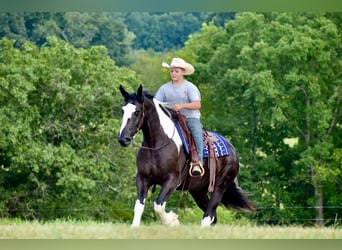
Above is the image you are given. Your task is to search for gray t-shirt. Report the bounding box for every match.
[155,80,201,119]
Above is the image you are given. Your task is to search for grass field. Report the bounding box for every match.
[1,219,341,239]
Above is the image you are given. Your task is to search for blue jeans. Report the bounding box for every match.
[186,118,203,163]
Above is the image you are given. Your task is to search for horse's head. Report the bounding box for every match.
[118,85,145,147]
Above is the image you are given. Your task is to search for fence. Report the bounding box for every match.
[1,205,341,225]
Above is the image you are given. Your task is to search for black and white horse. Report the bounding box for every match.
[118,85,254,227]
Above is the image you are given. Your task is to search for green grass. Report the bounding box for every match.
[1,219,341,239]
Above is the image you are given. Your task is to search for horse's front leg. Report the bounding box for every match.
[131,174,149,227]
[153,179,180,226]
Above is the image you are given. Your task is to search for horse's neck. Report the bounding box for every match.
[141,99,175,147]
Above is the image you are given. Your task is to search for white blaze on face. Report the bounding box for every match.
[153,99,182,152]
[119,103,137,135]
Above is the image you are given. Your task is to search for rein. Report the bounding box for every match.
[135,102,145,134]
[133,100,177,151]
[138,125,176,151]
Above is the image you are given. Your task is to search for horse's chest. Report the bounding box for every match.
[137,151,180,176]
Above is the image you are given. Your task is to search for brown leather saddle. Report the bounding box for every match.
[165,107,218,191]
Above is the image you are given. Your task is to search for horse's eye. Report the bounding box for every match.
[134,111,140,116]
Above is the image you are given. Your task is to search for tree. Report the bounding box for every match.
[0,13,28,47]
[129,49,165,93]
[182,12,341,225]
[0,37,139,220]
[0,13,134,66]
[116,12,209,52]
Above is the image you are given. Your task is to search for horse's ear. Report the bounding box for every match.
[136,85,145,103]
[137,85,143,97]
[119,85,129,99]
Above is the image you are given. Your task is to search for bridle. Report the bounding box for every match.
[132,99,177,151]
[134,101,145,134]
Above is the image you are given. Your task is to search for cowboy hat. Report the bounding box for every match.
[162,58,195,75]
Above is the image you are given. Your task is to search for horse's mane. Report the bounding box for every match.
[143,90,154,100]
[124,89,154,104]
[143,90,173,119]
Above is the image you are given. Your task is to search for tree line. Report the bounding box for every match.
[0,12,231,66]
[0,12,341,226]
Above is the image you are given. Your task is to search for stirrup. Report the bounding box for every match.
[189,161,204,177]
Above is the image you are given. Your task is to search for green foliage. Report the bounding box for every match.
[0,12,341,227]
[0,37,138,221]
[114,12,210,52]
[0,12,231,66]
[0,13,135,66]
[128,49,165,93]
[178,207,250,225]
[182,12,341,225]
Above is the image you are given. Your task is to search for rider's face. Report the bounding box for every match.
[170,67,185,82]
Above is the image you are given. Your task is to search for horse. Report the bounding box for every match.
[118,85,254,227]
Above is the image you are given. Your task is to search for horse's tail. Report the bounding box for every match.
[221,180,255,212]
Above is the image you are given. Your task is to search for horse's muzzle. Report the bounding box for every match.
[118,134,131,147]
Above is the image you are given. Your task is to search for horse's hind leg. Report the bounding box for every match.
[189,189,218,224]
[190,189,208,211]
[201,188,225,227]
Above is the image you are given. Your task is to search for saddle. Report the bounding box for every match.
[170,109,219,192]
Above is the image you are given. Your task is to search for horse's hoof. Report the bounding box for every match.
[200,216,215,227]
[169,219,180,226]
[163,211,180,226]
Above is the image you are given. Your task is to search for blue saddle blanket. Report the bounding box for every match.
[174,122,230,158]
[203,131,230,158]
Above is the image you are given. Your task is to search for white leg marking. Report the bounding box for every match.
[154,202,180,226]
[131,199,145,227]
[201,216,215,227]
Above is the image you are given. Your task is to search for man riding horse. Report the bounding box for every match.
[155,58,204,177]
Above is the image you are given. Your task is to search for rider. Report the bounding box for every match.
[155,58,204,176]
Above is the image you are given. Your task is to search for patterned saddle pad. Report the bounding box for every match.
[203,131,230,158]
[174,121,230,158]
